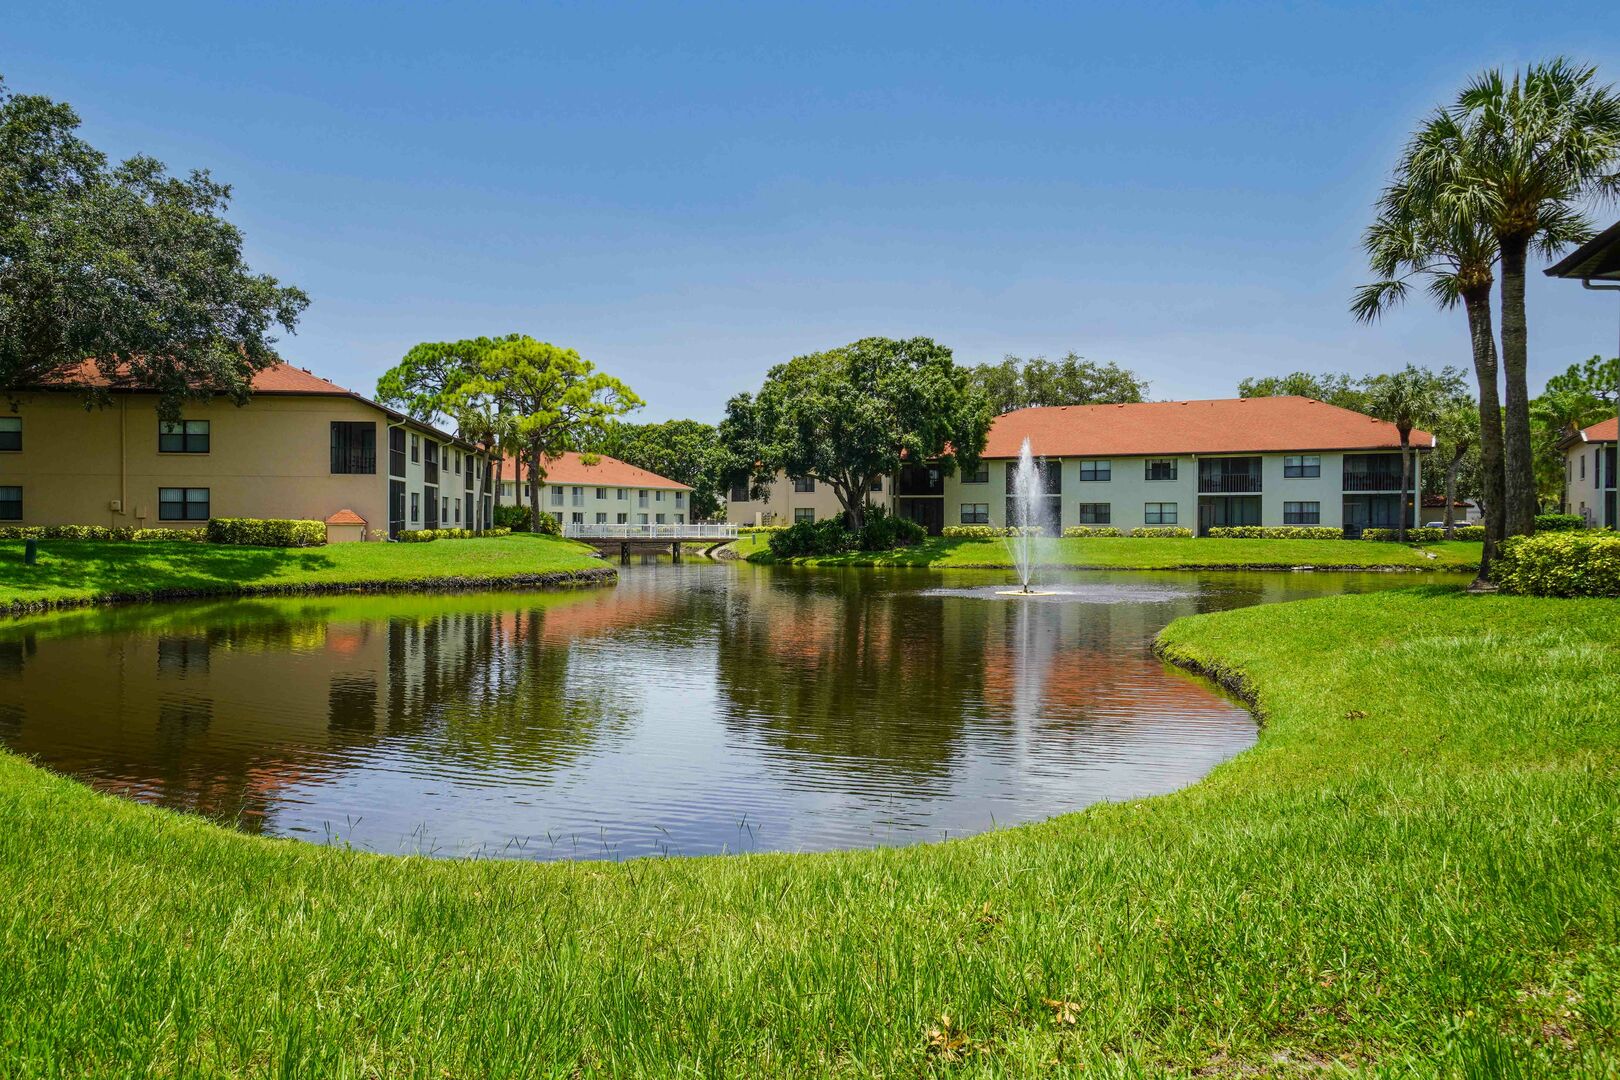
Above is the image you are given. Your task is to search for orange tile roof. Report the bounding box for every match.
[980,397,1434,458]
[498,451,690,490]
[1580,417,1618,442]
[41,359,353,395]
[324,509,367,525]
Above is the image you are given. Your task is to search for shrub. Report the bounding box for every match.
[1129,527,1193,538]
[493,504,530,531]
[942,525,1012,539]
[1535,513,1587,532]
[1362,527,1445,543]
[0,524,209,542]
[397,527,512,542]
[1205,526,1344,540]
[1452,525,1486,541]
[1494,531,1620,597]
[206,518,327,547]
[858,506,925,551]
[131,528,205,542]
[739,525,789,535]
[768,518,858,558]
[1061,526,1123,538]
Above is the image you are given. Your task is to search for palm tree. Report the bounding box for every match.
[1402,59,1620,537]
[1354,173,1503,575]
[1365,366,1446,543]
[1431,403,1479,536]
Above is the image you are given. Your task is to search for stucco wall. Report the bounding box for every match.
[1564,440,1616,527]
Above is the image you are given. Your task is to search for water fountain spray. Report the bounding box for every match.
[1005,438,1044,593]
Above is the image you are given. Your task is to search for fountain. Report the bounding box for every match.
[1004,437,1045,594]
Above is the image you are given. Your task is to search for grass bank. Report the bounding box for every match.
[2,587,1615,1074]
[730,532,1484,572]
[0,533,610,613]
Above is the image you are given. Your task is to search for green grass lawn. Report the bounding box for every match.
[0,533,609,611]
[731,532,1484,572]
[2,586,1614,1075]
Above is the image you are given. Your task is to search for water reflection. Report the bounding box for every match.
[0,566,1441,860]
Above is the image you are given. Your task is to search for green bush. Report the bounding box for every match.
[0,524,206,542]
[942,525,1011,539]
[206,518,327,548]
[1452,525,1486,541]
[1362,527,1445,543]
[1206,526,1344,540]
[493,504,531,531]
[1494,531,1620,597]
[1061,526,1123,538]
[1129,527,1193,538]
[738,525,789,535]
[858,506,925,551]
[768,519,858,558]
[396,528,512,543]
[1535,513,1587,532]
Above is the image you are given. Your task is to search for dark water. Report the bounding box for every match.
[0,565,1438,860]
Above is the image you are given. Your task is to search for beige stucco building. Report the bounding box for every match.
[495,452,694,526]
[1560,417,1617,528]
[725,397,1429,537]
[0,362,494,540]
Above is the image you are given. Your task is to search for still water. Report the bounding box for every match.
[0,565,1435,860]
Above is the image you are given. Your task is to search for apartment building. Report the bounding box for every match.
[0,361,493,540]
[497,452,693,525]
[1561,417,1617,528]
[725,396,1428,536]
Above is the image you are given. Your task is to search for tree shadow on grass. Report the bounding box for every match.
[0,541,337,600]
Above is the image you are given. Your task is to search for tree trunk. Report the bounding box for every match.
[527,449,544,533]
[1443,450,1463,538]
[1397,434,1411,543]
[1462,285,1505,583]
[490,452,502,530]
[1497,235,1536,538]
[833,480,864,530]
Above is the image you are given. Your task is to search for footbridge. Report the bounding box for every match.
[562,522,740,563]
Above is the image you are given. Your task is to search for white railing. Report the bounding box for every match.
[564,523,739,541]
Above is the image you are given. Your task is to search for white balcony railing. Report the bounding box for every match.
[563,523,739,541]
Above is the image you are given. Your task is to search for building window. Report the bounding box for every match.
[571,512,584,524]
[410,434,420,463]
[637,513,649,524]
[442,496,449,522]
[960,503,989,524]
[550,486,564,506]
[1145,459,1178,481]
[617,488,628,500]
[616,512,628,524]
[638,490,648,507]
[1284,454,1321,478]
[158,487,210,521]
[655,490,664,502]
[596,512,608,524]
[1144,501,1178,525]
[1078,459,1110,482]
[1077,502,1111,524]
[0,417,19,452]
[410,492,419,523]
[792,476,815,493]
[1284,501,1321,524]
[794,507,815,523]
[330,422,377,474]
[1581,455,1587,479]
[729,482,748,502]
[675,491,685,507]
[596,487,607,499]
[389,428,407,476]
[454,451,461,475]
[159,420,210,454]
[0,485,20,520]
[571,486,584,506]
[962,462,989,484]
[656,513,666,524]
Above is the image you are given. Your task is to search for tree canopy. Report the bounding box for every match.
[719,337,991,528]
[584,419,725,520]
[968,353,1146,415]
[1236,371,1371,412]
[0,75,307,416]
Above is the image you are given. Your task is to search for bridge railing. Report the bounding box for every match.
[563,522,740,541]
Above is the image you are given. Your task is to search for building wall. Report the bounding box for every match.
[522,481,692,525]
[725,475,891,525]
[1564,441,1617,527]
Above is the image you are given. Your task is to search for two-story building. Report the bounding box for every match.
[497,452,693,526]
[0,361,494,540]
[1561,417,1617,529]
[725,396,1428,536]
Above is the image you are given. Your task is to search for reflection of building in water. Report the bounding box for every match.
[0,590,676,832]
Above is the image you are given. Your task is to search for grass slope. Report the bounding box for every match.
[0,533,608,611]
[732,533,1484,572]
[1,587,1615,1075]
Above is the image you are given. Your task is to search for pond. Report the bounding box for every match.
[0,565,1440,860]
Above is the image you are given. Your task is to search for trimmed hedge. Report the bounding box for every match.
[396,528,513,543]
[1452,525,1486,541]
[0,525,205,542]
[738,525,789,535]
[1494,531,1620,597]
[1060,526,1124,538]
[1129,527,1194,538]
[1206,526,1344,540]
[943,525,1011,538]
[206,518,327,548]
[1362,527,1445,543]
[1534,513,1587,532]
[766,508,924,557]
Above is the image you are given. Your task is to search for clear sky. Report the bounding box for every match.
[5,1,1619,422]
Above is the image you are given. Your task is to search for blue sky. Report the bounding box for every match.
[5,1,1619,421]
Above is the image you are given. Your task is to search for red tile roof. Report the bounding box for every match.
[498,451,690,490]
[40,359,352,395]
[1580,417,1618,442]
[324,509,367,525]
[980,397,1434,458]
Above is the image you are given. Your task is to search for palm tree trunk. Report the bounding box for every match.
[1497,235,1537,537]
[1462,285,1505,582]
[1397,436,1411,542]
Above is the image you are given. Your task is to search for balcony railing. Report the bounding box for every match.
[564,523,739,541]
[1343,471,1405,491]
[1198,473,1261,493]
